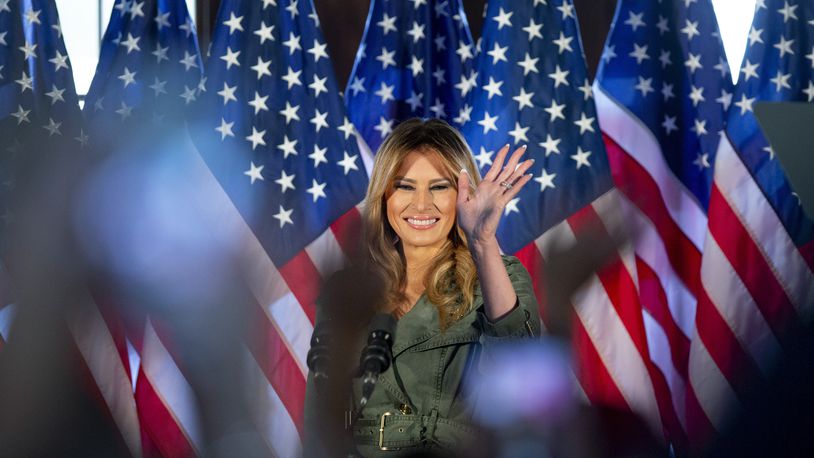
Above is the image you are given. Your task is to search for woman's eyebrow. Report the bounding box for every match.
[392,176,452,184]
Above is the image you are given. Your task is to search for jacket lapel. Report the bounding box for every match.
[392,295,440,357]
[391,291,484,358]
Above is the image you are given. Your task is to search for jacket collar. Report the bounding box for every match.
[391,289,483,357]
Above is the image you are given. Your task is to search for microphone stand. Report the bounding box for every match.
[343,314,396,456]
[306,267,390,458]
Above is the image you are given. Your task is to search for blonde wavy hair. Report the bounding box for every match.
[362,118,481,329]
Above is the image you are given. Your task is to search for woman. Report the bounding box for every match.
[304,118,541,456]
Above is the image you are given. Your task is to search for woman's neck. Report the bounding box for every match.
[394,245,440,317]
[403,245,442,297]
[402,245,439,278]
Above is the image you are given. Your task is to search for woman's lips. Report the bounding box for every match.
[405,217,439,230]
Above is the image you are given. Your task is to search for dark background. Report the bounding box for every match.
[194,0,618,88]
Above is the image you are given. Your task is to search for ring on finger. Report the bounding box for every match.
[499,180,513,190]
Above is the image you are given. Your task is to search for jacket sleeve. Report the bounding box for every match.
[476,255,541,339]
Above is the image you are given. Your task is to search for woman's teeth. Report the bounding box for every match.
[407,218,438,226]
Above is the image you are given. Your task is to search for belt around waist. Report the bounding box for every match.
[351,411,478,450]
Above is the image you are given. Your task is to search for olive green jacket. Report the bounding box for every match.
[304,255,541,457]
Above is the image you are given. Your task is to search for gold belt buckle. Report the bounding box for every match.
[378,411,397,450]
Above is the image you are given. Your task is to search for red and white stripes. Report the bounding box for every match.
[67,296,143,457]
[136,320,202,457]
[686,136,814,443]
[0,274,144,455]
[124,134,364,457]
[520,189,669,439]
[586,83,709,449]
[587,79,814,450]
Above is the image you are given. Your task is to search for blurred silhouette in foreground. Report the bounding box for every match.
[0,128,270,456]
[702,317,814,458]
[0,146,129,456]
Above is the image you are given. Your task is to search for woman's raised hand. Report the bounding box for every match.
[456,144,534,246]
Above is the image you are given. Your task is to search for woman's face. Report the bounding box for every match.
[385,150,457,253]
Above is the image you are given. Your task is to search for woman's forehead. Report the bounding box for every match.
[395,149,451,178]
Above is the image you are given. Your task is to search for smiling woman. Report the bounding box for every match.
[365,119,483,324]
[386,153,457,250]
[304,118,542,457]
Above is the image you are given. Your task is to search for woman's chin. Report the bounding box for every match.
[400,234,447,250]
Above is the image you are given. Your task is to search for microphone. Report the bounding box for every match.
[359,313,396,409]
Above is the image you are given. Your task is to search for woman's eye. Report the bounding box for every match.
[430,185,449,191]
[395,183,414,191]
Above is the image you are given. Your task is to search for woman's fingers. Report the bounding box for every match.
[500,173,533,203]
[496,145,528,183]
[482,144,510,182]
[506,158,535,184]
[456,168,470,205]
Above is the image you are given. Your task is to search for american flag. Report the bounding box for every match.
[82,1,206,456]
[0,0,85,229]
[688,0,814,447]
[460,0,613,254]
[0,1,142,457]
[457,0,680,442]
[187,0,368,455]
[594,0,732,449]
[84,0,203,147]
[345,0,475,153]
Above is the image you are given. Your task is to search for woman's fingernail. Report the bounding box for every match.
[505,143,510,149]
[460,168,468,174]
[522,144,528,149]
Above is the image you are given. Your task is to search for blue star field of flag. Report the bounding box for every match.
[727,0,813,246]
[460,0,613,255]
[83,0,203,148]
[0,0,83,227]
[345,0,475,153]
[190,0,368,266]
[596,0,732,210]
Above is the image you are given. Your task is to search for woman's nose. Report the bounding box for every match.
[413,188,433,210]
